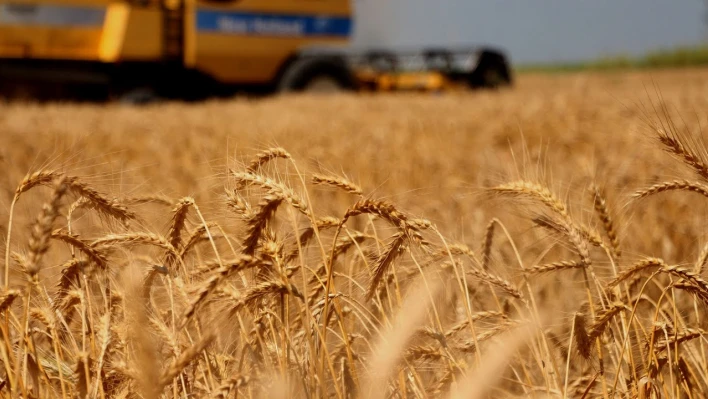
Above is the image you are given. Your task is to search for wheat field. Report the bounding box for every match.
[2,68,708,398]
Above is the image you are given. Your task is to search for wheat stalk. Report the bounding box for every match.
[285,216,341,262]
[220,280,299,319]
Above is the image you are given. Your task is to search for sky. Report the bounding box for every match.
[351,1,708,64]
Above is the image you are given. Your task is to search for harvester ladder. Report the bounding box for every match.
[162,0,184,63]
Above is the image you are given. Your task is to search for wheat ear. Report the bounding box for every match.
[480,218,499,270]
[124,195,173,207]
[158,334,215,389]
[573,312,593,360]
[51,230,108,269]
[654,329,707,353]
[5,170,64,287]
[525,260,584,275]
[179,222,220,259]
[633,180,708,200]
[65,176,135,223]
[181,256,263,323]
[212,376,251,399]
[590,184,621,258]
[366,233,408,300]
[312,173,363,195]
[490,180,570,219]
[343,199,409,229]
[455,320,517,353]
[656,128,708,180]
[90,233,178,258]
[242,194,285,256]
[231,171,309,214]
[246,147,291,173]
[164,197,194,268]
[26,177,69,277]
[695,241,708,274]
[588,302,627,341]
[467,266,524,300]
[606,258,666,288]
[0,290,20,312]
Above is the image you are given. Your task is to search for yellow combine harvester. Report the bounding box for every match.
[0,0,513,101]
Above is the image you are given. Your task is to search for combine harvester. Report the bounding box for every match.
[0,0,513,102]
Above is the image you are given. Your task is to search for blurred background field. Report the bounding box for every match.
[4,68,708,264]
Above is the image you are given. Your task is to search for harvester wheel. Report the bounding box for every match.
[468,50,513,89]
[278,56,355,94]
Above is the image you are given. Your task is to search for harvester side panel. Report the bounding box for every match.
[189,0,352,84]
[99,4,162,62]
[0,1,107,59]
[0,0,162,62]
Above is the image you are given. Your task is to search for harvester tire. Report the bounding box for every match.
[469,50,513,89]
[278,56,355,93]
